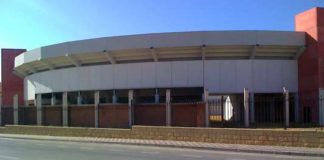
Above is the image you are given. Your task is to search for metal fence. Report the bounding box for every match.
[207,95,322,129]
[208,97,244,127]
[1,95,323,129]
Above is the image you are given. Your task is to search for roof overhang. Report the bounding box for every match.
[14,31,306,77]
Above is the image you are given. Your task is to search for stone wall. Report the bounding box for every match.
[1,125,323,148]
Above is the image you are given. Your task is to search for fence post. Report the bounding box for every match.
[13,94,19,125]
[250,92,255,124]
[62,92,68,127]
[283,87,289,128]
[294,93,300,123]
[319,89,324,126]
[244,88,250,127]
[36,94,42,125]
[166,89,171,126]
[128,90,134,127]
[94,91,100,128]
[0,97,2,126]
[204,89,210,127]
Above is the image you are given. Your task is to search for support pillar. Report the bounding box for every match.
[283,87,290,128]
[62,92,68,126]
[36,94,42,125]
[77,91,82,105]
[128,90,134,127]
[112,90,117,104]
[250,92,255,123]
[319,89,324,126]
[13,94,19,125]
[155,89,159,103]
[166,89,171,126]
[51,93,56,106]
[94,91,100,128]
[203,89,210,127]
[24,100,29,107]
[243,88,250,127]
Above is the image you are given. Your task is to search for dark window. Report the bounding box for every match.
[100,90,113,103]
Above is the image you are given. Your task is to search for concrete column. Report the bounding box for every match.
[128,90,134,127]
[243,88,250,127]
[24,100,29,107]
[319,89,324,126]
[294,93,300,123]
[204,89,210,127]
[112,90,117,104]
[13,94,19,125]
[77,91,82,105]
[283,88,289,128]
[94,91,100,128]
[250,92,255,123]
[51,93,56,106]
[62,92,68,127]
[36,94,42,125]
[166,89,171,126]
[155,89,159,103]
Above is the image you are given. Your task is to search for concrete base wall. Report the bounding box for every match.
[1,125,323,148]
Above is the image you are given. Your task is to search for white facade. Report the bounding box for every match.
[15,31,304,101]
[24,59,297,100]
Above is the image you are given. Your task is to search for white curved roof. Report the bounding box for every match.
[14,31,306,76]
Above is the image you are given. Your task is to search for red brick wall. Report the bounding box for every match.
[295,7,324,122]
[98,104,129,128]
[1,107,13,125]
[171,103,205,127]
[18,107,37,125]
[69,105,94,127]
[196,104,206,127]
[1,49,25,106]
[43,106,62,126]
[134,104,166,126]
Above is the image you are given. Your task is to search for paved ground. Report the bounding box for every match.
[0,137,323,160]
[0,133,324,157]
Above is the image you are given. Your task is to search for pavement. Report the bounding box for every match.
[0,133,323,158]
[0,137,323,160]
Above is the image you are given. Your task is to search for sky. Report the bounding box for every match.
[0,0,324,80]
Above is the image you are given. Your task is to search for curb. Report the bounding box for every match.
[0,134,323,157]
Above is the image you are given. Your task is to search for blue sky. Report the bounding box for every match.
[1,0,324,51]
[1,0,324,81]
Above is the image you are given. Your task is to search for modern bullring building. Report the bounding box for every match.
[1,7,324,128]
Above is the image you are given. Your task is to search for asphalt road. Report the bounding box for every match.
[0,138,322,160]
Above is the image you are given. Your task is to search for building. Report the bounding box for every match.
[1,7,324,127]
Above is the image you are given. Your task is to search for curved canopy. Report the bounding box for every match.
[14,31,306,77]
